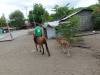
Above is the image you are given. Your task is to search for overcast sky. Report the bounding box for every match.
[0,0,98,19]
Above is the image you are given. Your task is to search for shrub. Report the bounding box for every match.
[56,16,80,43]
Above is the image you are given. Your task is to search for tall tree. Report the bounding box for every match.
[0,14,7,27]
[9,10,24,29]
[28,4,49,24]
[51,5,73,20]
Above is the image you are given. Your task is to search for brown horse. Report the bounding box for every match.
[34,36,50,56]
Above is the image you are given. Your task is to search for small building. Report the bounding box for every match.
[1,27,16,33]
[44,21,59,39]
[60,8,93,31]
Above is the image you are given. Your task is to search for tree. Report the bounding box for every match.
[9,10,24,29]
[89,4,100,30]
[50,5,73,20]
[0,14,7,27]
[28,4,49,24]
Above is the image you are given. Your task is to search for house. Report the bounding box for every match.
[60,8,93,31]
[44,21,59,39]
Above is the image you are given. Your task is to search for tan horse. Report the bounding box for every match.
[56,37,70,56]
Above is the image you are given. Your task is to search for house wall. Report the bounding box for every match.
[47,27,56,39]
[0,29,3,34]
[77,11,93,31]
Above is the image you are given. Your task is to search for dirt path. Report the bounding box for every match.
[0,34,100,75]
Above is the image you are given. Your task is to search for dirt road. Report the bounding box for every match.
[0,34,100,75]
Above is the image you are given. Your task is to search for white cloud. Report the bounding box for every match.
[75,0,98,8]
[0,0,98,19]
[0,3,19,19]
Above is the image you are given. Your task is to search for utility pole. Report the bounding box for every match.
[26,7,28,17]
[24,6,28,19]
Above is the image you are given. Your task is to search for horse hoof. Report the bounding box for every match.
[32,50,37,53]
[48,55,50,57]
[40,50,42,52]
[48,54,50,57]
[67,53,70,56]
[64,51,67,54]
[42,53,44,55]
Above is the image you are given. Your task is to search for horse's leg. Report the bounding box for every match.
[64,44,67,53]
[35,43,38,51]
[41,45,44,55]
[45,41,50,56]
[67,48,70,56]
[34,36,38,51]
[66,42,71,56]
[39,45,42,52]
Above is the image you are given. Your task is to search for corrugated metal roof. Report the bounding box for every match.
[44,8,93,26]
[60,10,81,21]
[44,21,59,27]
[60,8,93,22]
